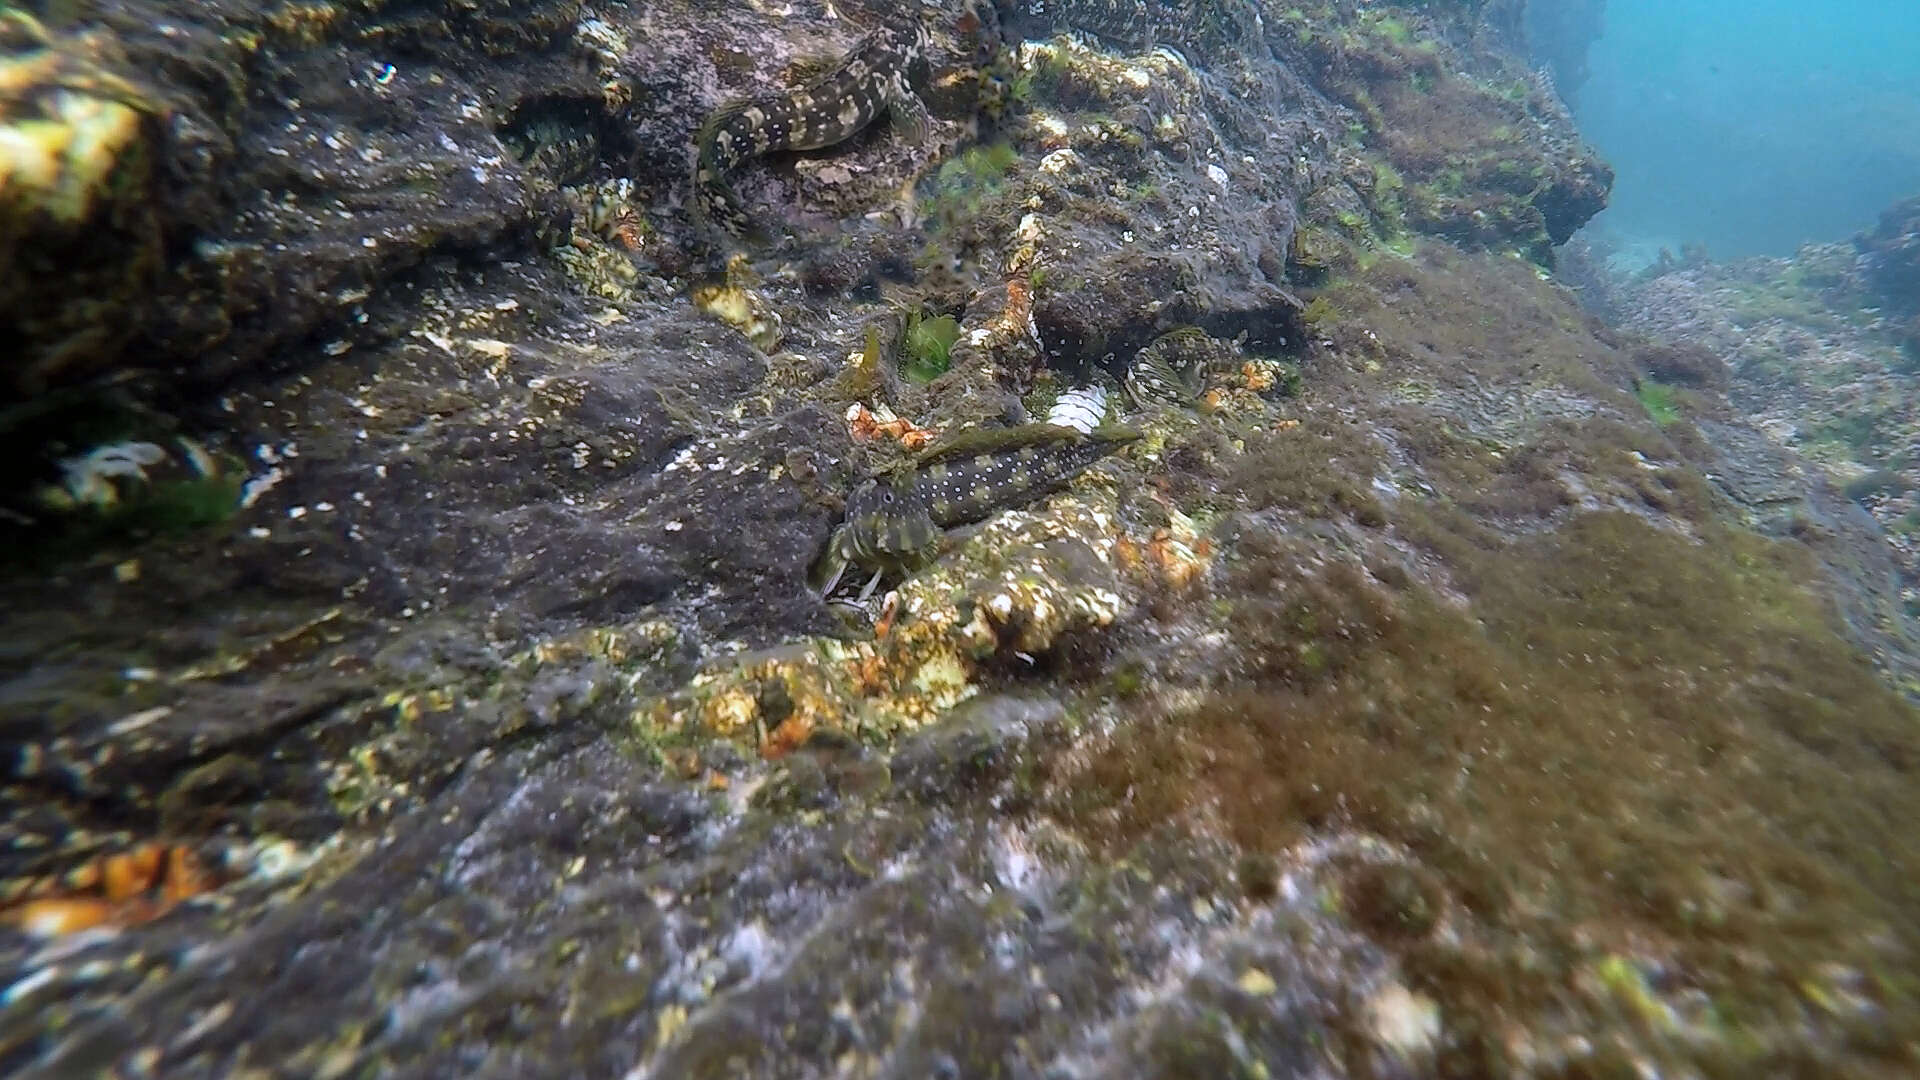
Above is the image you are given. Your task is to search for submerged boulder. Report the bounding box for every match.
[0,13,162,398]
[2,2,1918,1077]
[1856,192,1920,313]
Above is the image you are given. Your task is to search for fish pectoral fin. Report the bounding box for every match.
[810,535,851,597]
[886,88,931,142]
[930,521,983,560]
[893,175,923,231]
[785,51,845,84]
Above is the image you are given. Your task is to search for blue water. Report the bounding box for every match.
[1574,0,1920,261]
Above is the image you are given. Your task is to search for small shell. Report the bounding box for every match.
[1046,385,1108,434]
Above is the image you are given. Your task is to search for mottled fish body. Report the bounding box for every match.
[814,423,1139,594]
[1122,327,1214,410]
[693,16,933,239]
[1002,0,1155,52]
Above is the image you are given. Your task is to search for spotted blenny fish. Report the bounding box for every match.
[692,9,933,240]
[813,422,1140,595]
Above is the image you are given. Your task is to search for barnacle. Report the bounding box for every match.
[1045,385,1109,433]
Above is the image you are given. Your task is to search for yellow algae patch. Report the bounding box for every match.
[1114,505,1212,593]
[1,91,144,222]
[644,626,983,757]
[464,337,512,361]
[1235,968,1278,996]
[0,14,151,224]
[528,618,680,670]
[1364,982,1441,1060]
[555,236,641,301]
[1239,358,1280,393]
[263,2,351,45]
[691,254,784,352]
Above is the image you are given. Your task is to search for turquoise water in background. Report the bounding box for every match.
[1574,0,1920,262]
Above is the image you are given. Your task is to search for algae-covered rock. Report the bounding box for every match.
[1271,1,1612,262]
[3,1,1920,1077]
[0,0,603,407]
[0,12,161,398]
[1856,193,1920,313]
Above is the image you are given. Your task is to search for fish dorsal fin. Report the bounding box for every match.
[1151,325,1211,346]
[911,422,1139,467]
[912,423,1083,467]
[886,89,931,141]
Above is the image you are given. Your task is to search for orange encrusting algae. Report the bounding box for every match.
[0,843,219,937]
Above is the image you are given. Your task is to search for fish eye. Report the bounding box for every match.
[883,491,894,504]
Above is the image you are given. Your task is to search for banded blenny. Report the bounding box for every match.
[813,422,1138,596]
[692,12,933,240]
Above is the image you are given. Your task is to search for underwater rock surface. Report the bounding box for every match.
[1592,221,1920,646]
[4,1,1920,1077]
[1857,194,1920,319]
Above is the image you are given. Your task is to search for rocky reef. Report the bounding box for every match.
[4,1,1919,1077]
[1858,194,1920,326]
[1586,197,1920,630]
[1522,0,1605,104]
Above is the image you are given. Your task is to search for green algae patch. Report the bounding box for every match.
[902,309,960,383]
[923,141,1020,233]
[1635,377,1682,425]
[4,435,246,567]
[1050,511,1920,1072]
